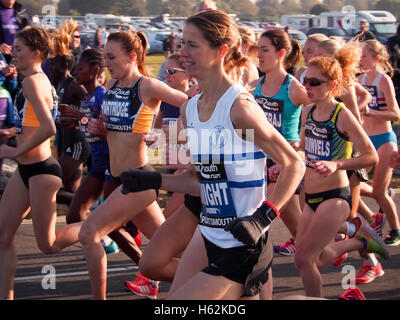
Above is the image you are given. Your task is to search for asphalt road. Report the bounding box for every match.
[11,192,400,301]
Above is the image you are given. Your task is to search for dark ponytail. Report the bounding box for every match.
[260,29,301,70]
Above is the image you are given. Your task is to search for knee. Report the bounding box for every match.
[371,189,387,203]
[36,240,58,255]
[294,249,314,271]
[78,221,100,247]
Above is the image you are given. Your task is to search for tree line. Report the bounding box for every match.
[17,0,400,21]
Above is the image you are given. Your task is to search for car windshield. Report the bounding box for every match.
[329,28,347,36]
[372,23,397,35]
[290,32,306,41]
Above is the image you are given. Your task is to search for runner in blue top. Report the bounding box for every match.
[250,29,310,259]
[61,49,116,224]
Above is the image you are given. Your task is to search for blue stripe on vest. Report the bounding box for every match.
[228,177,265,189]
[193,151,266,162]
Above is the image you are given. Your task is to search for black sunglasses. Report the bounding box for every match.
[303,77,329,87]
[165,68,185,75]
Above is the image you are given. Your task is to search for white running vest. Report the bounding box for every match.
[359,72,387,111]
[186,84,267,248]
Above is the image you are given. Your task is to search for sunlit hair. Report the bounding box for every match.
[362,39,394,77]
[107,31,150,77]
[60,18,79,36]
[306,33,329,45]
[248,44,259,62]
[317,39,341,56]
[329,36,346,47]
[185,9,248,75]
[57,18,79,55]
[316,39,361,87]
[308,56,346,97]
[239,26,257,47]
[260,29,302,69]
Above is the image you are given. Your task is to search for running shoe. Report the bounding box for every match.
[90,196,104,212]
[371,213,385,238]
[123,221,142,248]
[125,272,158,299]
[332,235,349,266]
[351,217,362,235]
[355,223,390,260]
[338,287,366,300]
[101,236,120,255]
[384,229,400,246]
[355,261,385,284]
[273,238,296,256]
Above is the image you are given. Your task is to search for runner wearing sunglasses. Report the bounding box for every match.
[165,67,186,75]
[153,53,191,220]
[295,55,388,297]
[312,39,376,269]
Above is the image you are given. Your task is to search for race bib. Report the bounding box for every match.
[304,122,332,163]
[364,85,379,110]
[194,161,237,228]
[255,96,284,133]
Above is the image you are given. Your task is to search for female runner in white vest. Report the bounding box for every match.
[121,9,305,299]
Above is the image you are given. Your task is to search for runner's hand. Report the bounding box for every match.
[0,43,12,55]
[120,169,162,195]
[311,160,338,177]
[224,201,280,246]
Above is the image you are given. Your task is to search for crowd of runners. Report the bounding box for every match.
[0,0,399,301]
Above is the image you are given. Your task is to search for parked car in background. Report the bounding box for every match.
[288,29,307,47]
[80,30,96,48]
[145,30,171,54]
[281,14,320,33]
[106,23,132,33]
[319,10,397,44]
[306,27,351,40]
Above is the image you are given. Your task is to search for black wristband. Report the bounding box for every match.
[120,169,162,195]
[259,201,280,224]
